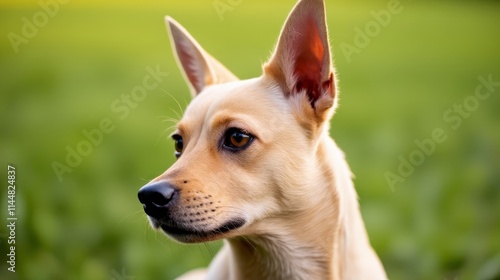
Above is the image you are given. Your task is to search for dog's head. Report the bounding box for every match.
[138,0,338,243]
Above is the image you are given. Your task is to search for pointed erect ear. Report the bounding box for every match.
[264,0,335,110]
[166,17,238,97]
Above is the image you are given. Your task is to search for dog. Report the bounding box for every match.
[138,0,388,279]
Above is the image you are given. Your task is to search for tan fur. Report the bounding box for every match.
[142,0,387,279]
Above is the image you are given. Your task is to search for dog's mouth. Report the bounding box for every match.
[153,218,246,243]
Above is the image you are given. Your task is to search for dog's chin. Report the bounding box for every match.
[149,218,246,243]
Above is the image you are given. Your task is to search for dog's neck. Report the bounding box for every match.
[224,135,372,280]
[227,229,336,280]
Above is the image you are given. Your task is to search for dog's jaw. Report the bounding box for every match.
[158,218,246,243]
[148,214,247,243]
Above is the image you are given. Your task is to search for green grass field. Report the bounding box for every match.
[1,0,499,279]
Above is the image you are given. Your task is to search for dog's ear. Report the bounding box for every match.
[264,0,336,120]
[166,17,238,97]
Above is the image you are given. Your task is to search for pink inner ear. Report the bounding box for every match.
[293,17,327,106]
[176,42,205,93]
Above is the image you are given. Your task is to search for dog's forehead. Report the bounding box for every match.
[180,78,284,128]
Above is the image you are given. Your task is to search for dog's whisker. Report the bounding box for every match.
[118,209,147,223]
[204,243,215,259]
[153,115,179,122]
[156,125,177,146]
[138,177,150,183]
[161,89,184,119]
[240,236,258,252]
[160,118,180,124]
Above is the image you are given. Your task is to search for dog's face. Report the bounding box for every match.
[138,0,338,243]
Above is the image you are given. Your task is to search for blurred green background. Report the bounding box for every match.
[1,0,499,279]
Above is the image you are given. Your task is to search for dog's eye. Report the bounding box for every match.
[172,134,183,157]
[223,128,253,151]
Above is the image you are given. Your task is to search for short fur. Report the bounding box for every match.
[138,0,387,279]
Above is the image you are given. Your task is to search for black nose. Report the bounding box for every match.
[138,181,178,218]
